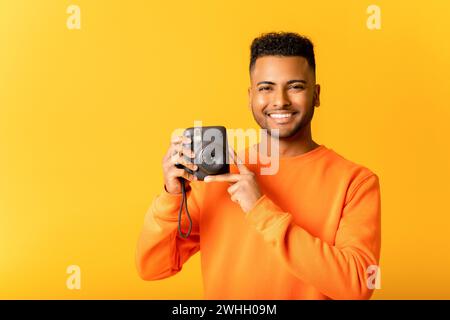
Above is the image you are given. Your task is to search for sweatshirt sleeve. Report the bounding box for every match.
[245,174,381,300]
[136,184,201,280]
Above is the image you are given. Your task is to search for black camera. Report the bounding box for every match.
[176,126,229,181]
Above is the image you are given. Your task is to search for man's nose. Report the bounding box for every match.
[272,88,291,108]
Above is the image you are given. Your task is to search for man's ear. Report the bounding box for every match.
[314,84,321,107]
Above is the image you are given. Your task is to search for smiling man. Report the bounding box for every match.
[136,32,381,300]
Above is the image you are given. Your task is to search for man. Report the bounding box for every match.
[136,32,381,300]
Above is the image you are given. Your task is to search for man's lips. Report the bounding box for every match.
[265,111,298,124]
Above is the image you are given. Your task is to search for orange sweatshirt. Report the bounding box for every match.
[136,144,381,300]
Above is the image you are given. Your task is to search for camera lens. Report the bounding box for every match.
[199,143,224,174]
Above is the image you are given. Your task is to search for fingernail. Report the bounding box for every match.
[193,165,198,171]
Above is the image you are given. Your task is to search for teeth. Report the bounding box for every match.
[269,113,292,119]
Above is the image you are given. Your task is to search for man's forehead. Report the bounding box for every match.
[251,56,312,81]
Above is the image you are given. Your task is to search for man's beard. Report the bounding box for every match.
[252,104,315,139]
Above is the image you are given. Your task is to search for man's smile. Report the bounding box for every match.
[266,111,298,125]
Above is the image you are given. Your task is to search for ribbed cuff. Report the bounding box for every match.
[153,186,187,220]
[245,195,291,233]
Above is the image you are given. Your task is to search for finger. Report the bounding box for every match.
[183,147,195,158]
[171,135,191,145]
[227,183,239,195]
[167,143,181,159]
[171,134,191,144]
[230,194,240,204]
[204,173,241,183]
[180,170,197,181]
[228,145,250,174]
[168,146,180,164]
[171,168,197,181]
[171,153,198,171]
[172,144,195,158]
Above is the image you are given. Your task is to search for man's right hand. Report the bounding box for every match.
[162,134,198,194]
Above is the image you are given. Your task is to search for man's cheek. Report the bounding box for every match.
[292,94,307,105]
[255,95,269,108]
[293,99,309,112]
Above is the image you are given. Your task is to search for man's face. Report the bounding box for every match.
[249,56,320,138]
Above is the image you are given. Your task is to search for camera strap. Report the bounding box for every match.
[177,178,193,238]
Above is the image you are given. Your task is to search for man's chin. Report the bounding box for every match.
[267,127,301,139]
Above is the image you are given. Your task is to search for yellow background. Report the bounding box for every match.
[1,0,449,299]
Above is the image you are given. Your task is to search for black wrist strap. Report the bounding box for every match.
[177,178,192,238]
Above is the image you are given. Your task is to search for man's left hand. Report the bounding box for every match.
[204,148,263,213]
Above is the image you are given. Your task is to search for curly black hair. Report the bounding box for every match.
[249,32,316,74]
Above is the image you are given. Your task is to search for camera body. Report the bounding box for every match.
[176,126,229,181]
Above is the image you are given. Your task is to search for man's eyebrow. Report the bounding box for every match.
[256,81,276,86]
[286,79,307,84]
[256,79,307,86]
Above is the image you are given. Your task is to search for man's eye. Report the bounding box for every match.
[258,87,271,91]
[290,85,305,90]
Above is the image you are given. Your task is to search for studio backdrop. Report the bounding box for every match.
[1,0,449,299]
